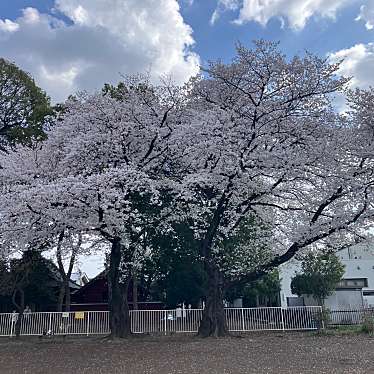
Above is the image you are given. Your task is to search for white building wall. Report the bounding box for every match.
[279,260,301,308]
[302,290,364,309]
[338,243,374,307]
[279,241,374,308]
[324,290,363,309]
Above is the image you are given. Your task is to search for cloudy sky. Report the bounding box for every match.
[0,0,373,104]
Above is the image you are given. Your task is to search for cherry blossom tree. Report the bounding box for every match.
[0,77,185,337]
[168,41,374,337]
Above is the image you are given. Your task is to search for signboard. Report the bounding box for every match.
[75,312,85,320]
[62,312,69,318]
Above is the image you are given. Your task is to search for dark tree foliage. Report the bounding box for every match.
[0,258,11,312]
[226,270,281,307]
[0,250,59,312]
[150,248,206,308]
[0,251,59,337]
[102,81,153,101]
[291,252,345,305]
[0,58,53,150]
[137,218,206,308]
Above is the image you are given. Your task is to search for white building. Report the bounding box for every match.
[279,242,374,309]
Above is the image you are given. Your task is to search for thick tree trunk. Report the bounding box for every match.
[198,263,229,337]
[108,238,132,338]
[64,282,71,312]
[57,283,65,312]
[14,310,23,338]
[57,280,71,312]
[12,288,24,338]
[132,271,138,310]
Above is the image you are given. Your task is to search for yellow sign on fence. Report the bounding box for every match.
[75,312,85,320]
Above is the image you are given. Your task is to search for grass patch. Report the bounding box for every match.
[312,325,363,336]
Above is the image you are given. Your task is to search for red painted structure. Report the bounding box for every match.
[70,272,163,311]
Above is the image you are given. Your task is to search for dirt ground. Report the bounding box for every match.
[0,332,373,374]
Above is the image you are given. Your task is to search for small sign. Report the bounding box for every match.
[75,312,85,320]
[62,312,69,318]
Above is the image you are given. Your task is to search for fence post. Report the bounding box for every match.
[241,308,245,331]
[48,313,52,334]
[320,307,325,330]
[129,310,132,334]
[86,312,90,336]
[164,311,167,336]
[10,315,14,338]
[280,307,285,332]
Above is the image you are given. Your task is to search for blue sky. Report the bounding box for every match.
[0,0,373,105]
[0,1,54,18]
[180,0,371,61]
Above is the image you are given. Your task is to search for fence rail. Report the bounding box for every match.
[0,306,322,337]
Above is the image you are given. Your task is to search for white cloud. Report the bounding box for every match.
[212,0,353,29]
[211,0,240,25]
[0,1,199,102]
[22,7,41,24]
[0,19,19,33]
[329,43,374,88]
[356,3,374,30]
[328,43,374,111]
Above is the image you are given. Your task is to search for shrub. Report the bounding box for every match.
[361,313,374,334]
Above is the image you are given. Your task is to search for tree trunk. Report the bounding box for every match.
[132,271,138,311]
[57,282,65,312]
[12,288,24,338]
[57,280,71,312]
[14,310,23,338]
[108,238,132,338]
[64,281,71,312]
[198,263,229,337]
[55,229,79,313]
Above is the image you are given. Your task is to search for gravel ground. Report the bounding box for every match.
[0,332,373,374]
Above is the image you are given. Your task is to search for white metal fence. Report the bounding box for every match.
[225,307,322,331]
[0,311,110,337]
[0,306,322,337]
[328,307,374,326]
